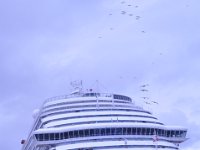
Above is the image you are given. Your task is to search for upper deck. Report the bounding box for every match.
[43,92,132,106]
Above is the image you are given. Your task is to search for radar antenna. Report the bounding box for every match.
[70,80,83,95]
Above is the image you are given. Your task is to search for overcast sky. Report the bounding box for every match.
[0,0,200,149]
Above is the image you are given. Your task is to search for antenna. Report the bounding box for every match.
[70,80,83,95]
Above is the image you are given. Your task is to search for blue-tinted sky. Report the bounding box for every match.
[0,0,200,149]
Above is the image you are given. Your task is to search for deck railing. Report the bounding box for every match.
[43,93,113,104]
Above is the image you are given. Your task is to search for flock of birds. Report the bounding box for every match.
[98,0,144,39]
[98,0,190,39]
[98,1,166,106]
[140,84,159,106]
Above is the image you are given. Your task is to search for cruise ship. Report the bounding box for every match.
[21,89,187,150]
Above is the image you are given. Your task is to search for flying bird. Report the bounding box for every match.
[141,97,149,99]
[152,101,159,104]
[140,84,149,87]
[136,16,141,20]
[144,101,151,105]
[140,89,148,92]
[129,14,133,16]
[121,11,126,15]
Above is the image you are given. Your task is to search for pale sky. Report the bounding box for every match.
[0,0,200,149]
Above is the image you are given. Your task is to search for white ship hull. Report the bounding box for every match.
[22,93,187,150]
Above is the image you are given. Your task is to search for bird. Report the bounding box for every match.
[129,14,133,16]
[141,97,149,99]
[141,30,146,33]
[144,101,151,105]
[109,13,112,16]
[135,5,139,8]
[98,36,102,39]
[151,101,158,104]
[121,11,126,15]
[110,27,114,30]
[140,89,148,92]
[121,1,125,4]
[128,4,132,6]
[136,16,141,20]
[140,84,149,87]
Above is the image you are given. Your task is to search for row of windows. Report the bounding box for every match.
[82,93,112,98]
[82,93,132,102]
[46,120,163,128]
[113,94,132,102]
[43,114,157,125]
[44,99,131,110]
[41,109,151,118]
[35,127,186,141]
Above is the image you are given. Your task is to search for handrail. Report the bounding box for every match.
[43,93,114,104]
[43,92,134,105]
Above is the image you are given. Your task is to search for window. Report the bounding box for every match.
[141,128,145,135]
[116,128,122,135]
[111,128,115,135]
[50,133,54,140]
[35,134,39,140]
[180,131,184,137]
[90,129,94,136]
[106,128,111,135]
[100,128,106,135]
[137,128,141,135]
[39,134,43,141]
[60,133,64,139]
[183,131,186,137]
[146,128,150,135]
[122,128,127,135]
[44,134,49,140]
[94,128,99,136]
[127,128,131,135]
[161,129,164,136]
[64,132,68,139]
[69,131,73,138]
[158,129,162,136]
[85,129,90,137]
[154,129,158,135]
[79,130,84,137]
[132,128,136,135]
[74,130,79,137]
[55,133,59,140]
[167,130,171,137]
[171,130,175,137]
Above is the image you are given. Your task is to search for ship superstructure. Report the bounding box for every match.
[22,91,187,150]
